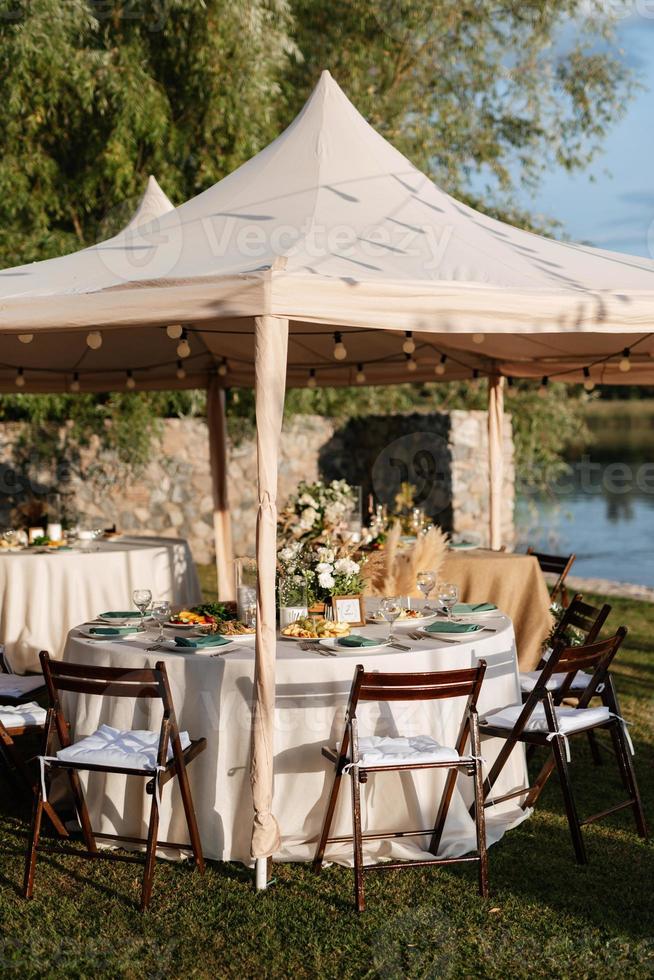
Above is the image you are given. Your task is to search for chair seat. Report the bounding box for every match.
[519,670,596,694]
[0,673,45,700]
[0,702,47,729]
[340,734,463,768]
[482,703,610,736]
[56,724,191,771]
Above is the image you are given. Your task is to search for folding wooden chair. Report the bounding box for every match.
[527,547,576,607]
[24,651,206,910]
[476,630,647,863]
[520,593,611,764]
[313,661,488,912]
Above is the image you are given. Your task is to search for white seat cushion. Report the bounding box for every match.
[0,673,45,700]
[56,724,191,771]
[0,702,47,729]
[482,703,610,736]
[519,670,597,694]
[343,734,463,767]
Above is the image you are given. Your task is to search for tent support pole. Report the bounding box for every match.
[250,314,288,884]
[207,377,235,600]
[255,857,268,891]
[488,374,505,551]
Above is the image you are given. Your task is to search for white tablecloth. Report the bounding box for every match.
[2,536,201,674]
[61,613,529,866]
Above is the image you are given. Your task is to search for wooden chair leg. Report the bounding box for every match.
[430,764,459,856]
[175,759,205,873]
[611,722,648,839]
[587,730,603,766]
[522,754,557,810]
[351,769,365,913]
[551,736,587,864]
[23,791,44,899]
[140,780,161,912]
[471,721,489,898]
[66,768,97,854]
[313,769,343,872]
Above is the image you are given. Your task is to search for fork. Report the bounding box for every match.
[299,641,336,656]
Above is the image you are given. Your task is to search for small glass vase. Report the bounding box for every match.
[235,557,257,625]
[278,575,309,628]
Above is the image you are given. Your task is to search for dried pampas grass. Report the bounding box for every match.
[363,523,449,597]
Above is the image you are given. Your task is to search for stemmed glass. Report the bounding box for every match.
[133,588,152,630]
[437,582,459,622]
[2,529,19,550]
[416,570,437,613]
[150,600,171,644]
[380,596,403,644]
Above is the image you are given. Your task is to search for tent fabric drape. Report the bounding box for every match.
[488,375,505,551]
[251,315,289,858]
[207,377,235,601]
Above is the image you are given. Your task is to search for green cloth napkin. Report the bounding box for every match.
[337,634,380,648]
[99,610,141,619]
[453,602,497,614]
[449,541,475,549]
[424,621,481,634]
[89,626,139,636]
[174,634,230,649]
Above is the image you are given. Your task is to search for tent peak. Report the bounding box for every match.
[123,175,175,232]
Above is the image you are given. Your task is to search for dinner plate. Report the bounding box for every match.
[78,628,138,642]
[417,624,483,641]
[368,612,438,630]
[98,611,146,625]
[211,631,256,643]
[162,638,236,653]
[166,620,198,629]
[318,637,392,654]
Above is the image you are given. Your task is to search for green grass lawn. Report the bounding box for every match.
[0,575,652,978]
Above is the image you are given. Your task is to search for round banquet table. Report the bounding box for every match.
[61,613,530,867]
[1,535,201,675]
[441,549,553,670]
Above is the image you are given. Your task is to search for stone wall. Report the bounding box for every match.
[0,411,514,564]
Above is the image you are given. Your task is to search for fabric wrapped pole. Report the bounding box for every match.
[250,314,288,859]
[488,374,505,551]
[207,376,235,601]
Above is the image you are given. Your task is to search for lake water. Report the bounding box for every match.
[516,406,654,588]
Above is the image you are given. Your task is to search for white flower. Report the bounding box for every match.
[334,557,360,576]
[324,502,346,525]
[279,547,296,562]
[299,493,318,508]
[318,571,335,590]
[317,547,335,563]
[315,562,333,574]
[299,507,318,529]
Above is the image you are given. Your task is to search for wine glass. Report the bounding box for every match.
[437,582,459,622]
[133,588,152,629]
[2,529,19,550]
[150,600,171,644]
[380,596,403,644]
[416,570,437,613]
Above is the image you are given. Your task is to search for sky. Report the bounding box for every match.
[512,14,654,258]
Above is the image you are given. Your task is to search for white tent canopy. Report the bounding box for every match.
[1,71,653,881]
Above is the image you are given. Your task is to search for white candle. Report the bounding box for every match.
[28,526,45,544]
[46,523,62,542]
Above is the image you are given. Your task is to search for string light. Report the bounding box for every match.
[356,363,366,383]
[166,324,183,340]
[406,352,417,372]
[176,329,191,359]
[217,358,228,377]
[125,370,136,390]
[538,375,549,397]
[69,372,80,393]
[18,334,33,344]
[15,367,25,388]
[86,330,103,350]
[402,331,415,354]
[307,368,317,389]
[583,366,595,392]
[472,333,485,344]
[618,348,631,373]
[176,360,186,381]
[333,331,347,360]
[435,353,447,376]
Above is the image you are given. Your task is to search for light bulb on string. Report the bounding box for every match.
[18,334,33,344]
[69,372,80,393]
[402,331,415,354]
[176,329,191,359]
[333,331,347,361]
[125,370,136,390]
[538,375,549,397]
[307,368,317,389]
[217,358,228,377]
[583,366,595,392]
[618,348,631,373]
[406,352,417,372]
[176,360,186,381]
[355,363,366,384]
[15,368,25,388]
[166,324,183,340]
[435,354,447,376]
[472,333,485,345]
[87,330,103,350]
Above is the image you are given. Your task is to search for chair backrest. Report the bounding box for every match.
[531,628,626,709]
[553,593,611,646]
[353,665,486,705]
[527,547,575,601]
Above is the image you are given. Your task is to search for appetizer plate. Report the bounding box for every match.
[417,624,483,642]
[368,612,439,630]
[163,638,237,653]
[78,628,137,642]
[318,637,392,654]
[212,631,256,643]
